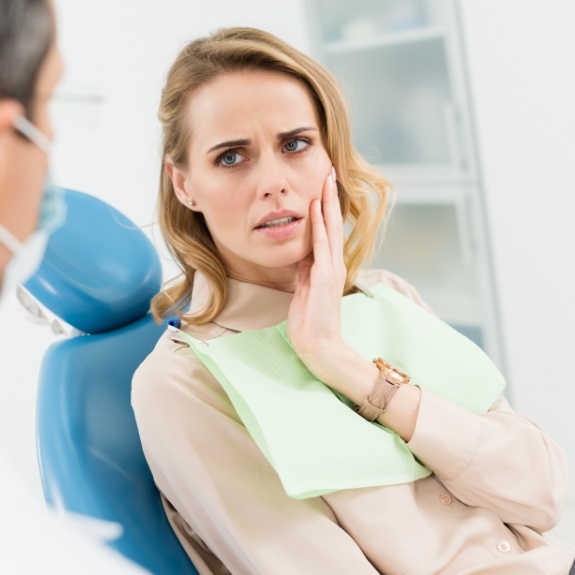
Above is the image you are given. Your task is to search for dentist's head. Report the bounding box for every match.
[0,0,64,297]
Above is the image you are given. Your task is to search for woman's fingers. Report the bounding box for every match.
[288,168,345,356]
[295,253,313,293]
[312,168,336,248]
[316,167,345,286]
[306,166,346,287]
[310,195,330,268]
[324,167,344,261]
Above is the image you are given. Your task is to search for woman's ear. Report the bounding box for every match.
[164,160,200,211]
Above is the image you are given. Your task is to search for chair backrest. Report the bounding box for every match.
[28,190,199,575]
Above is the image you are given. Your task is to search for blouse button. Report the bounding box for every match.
[497,540,511,554]
[439,493,453,506]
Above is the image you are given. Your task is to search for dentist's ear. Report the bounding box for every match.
[0,100,25,163]
[164,160,199,211]
[0,100,23,133]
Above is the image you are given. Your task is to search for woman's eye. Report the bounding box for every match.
[217,151,245,168]
[283,138,309,153]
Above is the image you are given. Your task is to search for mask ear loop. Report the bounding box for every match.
[13,116,51,156]
[2,116,53,253]
[0,224,23,255]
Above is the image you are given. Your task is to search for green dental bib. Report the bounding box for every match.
[173,283,505,499]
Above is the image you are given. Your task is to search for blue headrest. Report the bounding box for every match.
[24,189,162,334]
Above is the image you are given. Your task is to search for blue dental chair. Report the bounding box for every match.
[24,189,199,575]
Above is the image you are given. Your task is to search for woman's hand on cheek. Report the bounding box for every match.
[287,169,422,433]
[287,167,348,381]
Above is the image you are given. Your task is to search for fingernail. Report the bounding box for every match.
[330,166,336,189]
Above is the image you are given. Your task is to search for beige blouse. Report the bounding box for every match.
[132,269,575,574]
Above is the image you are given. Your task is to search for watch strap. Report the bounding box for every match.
[355,358,411,422]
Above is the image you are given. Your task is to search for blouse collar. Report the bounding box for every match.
[186,271,294,336]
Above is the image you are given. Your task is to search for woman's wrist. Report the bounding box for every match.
[300,342,422,442]
[297,339,376,401]
[376,384,421,442]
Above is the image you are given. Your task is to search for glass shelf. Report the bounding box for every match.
[371,203,482,325]
[315,0,435,44]
[324,26,445,54]
[326,37,453,168]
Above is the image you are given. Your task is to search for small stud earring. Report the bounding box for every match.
[188,200,195,208]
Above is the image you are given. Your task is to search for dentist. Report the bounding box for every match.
[0,0,147,572]
[0,0,64,294]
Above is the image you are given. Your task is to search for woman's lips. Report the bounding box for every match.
[254,216,303,240]
[256,216,298,228]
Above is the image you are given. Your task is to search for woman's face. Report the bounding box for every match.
[168,69,332,291]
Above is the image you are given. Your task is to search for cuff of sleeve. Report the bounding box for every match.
[407,389,482,480]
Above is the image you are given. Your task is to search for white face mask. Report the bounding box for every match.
[0,116,66,299]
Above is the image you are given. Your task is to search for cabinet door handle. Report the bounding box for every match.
[455,192,477,266]
[444,101,465,173]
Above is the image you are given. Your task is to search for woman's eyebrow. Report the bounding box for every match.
[206,127,317,155]
[277,126,317,140]
[207,138,251,155]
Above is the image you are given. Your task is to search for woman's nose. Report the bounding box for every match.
[256,157,289,199]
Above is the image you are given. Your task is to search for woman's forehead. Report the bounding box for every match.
[186,70,320,146]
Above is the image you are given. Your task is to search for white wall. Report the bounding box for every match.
[1,0,574,509]
[459,0,575,500]
[0,0,310,501]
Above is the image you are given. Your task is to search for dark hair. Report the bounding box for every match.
[0,0,53,117]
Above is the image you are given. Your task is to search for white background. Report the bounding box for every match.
[460,0,575,507]
[0,0,573,539]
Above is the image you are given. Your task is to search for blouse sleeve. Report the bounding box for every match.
[366,269,569,533]
[407,391,569,532]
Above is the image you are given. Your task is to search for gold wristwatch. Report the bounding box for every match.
[355,358,411,422]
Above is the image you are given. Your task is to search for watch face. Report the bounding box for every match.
[387,368,410,386]
[373,357,391,371]
[373,358,411,384]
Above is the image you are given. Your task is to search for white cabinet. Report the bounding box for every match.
[307,0,504,370]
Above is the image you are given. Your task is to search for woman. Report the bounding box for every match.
[132,27,575,574]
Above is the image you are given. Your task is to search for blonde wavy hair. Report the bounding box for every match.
[152,27,393,325]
